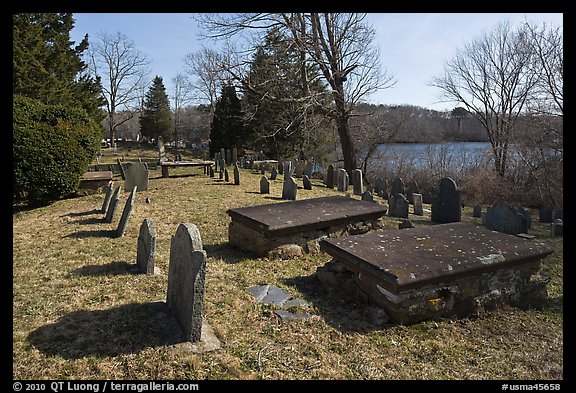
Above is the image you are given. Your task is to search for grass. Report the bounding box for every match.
[13,145,563,380]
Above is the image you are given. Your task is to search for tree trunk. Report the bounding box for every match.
[335,116,356,183]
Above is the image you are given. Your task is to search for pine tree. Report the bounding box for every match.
[209,84,245,157]
[140,76,173,142]
[13,13,104,121]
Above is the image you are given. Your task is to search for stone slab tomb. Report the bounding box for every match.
[227,196,387,259]
[318,222,553,324]
[78,171,113,195]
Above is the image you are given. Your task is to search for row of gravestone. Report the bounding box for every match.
[100,182,138,238]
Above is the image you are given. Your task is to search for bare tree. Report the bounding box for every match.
[172,73,192,144]
[88,31,150,143]
[431,21,539,177]
[195,13,395,179]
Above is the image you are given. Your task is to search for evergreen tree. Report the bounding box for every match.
[139,76,173,142]
[243,28,329,160]
[13,13,104,121]
[209,84,246,157]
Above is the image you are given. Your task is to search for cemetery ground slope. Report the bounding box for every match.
[12,146,563,380]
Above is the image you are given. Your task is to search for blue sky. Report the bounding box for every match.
[70,12,563,112]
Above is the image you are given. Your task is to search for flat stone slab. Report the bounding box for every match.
[227,196,387,237]
[169,318,221,353]
[81,171,113,181]
[320,222,554,293]
[247,285,310,309]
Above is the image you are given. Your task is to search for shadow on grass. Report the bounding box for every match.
[28,301,186,359]
[203,242,254,264]
[61,209,102,217]
[64,229,117,238]
[282,273,390,333]
[71,260,137,277]
[72,216,107,225]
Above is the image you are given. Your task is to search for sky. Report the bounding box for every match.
[70,12,563,112]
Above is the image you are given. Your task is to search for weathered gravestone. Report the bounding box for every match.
[224,168,229,182]
[303,175,312,190]
[390,177,405,196]
[374,178,385,196]
[361,190,374,202]
[232,147,238,165]
[483,202,531,235]
[270,167,278,181]
[209,166,214,178]
[104,186,121,223]
[116,186,137,238]
[282,176,298,200]
[337,169,349,192]
[260,176,270,194]
[352,169,363,196]
[473,204,483,218]
[283,161,293,180]
[101,181,114,214]
[233,163,240,185]
[388,193,409,218]
[551,219,563,237]
[431,177,462,224]
[294,160,307,178]
[412,193,423,216]
[166,223,207,342]
[326,164,335,189]
[124,162,148,192]
[219,169,224,180]
[158,136,166,163]
[539,205,553,223]
[136,218,156,275]
[116,158,126,180]
[407,180,420,204]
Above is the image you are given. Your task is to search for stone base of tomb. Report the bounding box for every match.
[317,256,550,325]
[229,217,385,259]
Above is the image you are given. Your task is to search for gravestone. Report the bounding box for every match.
[166,223,207,342]
[259,163,265,174]
[283,161,294,180]
[278,162,284,175]
[158,137,166,163]
[219,169,223,180]
[233,163,240,185]
[101,181,114,214]
[379,179,389,200]
[337,169,349,192]
[511,202,532,229]
[303,175,312,190]
[326,164,335,189]
[220,148,225,164]
[304,162,314,178]
[226,149,232,166]
[224,168,229,182]
[390,177,405,196]
[115,186,137,238]
[270,167,278,181]
[473,204,482,218]
[124,162,148,192]
[117,158,126,180]
[282,176,298,200]
[175,153,182,162]
[374,178,385,196]
[483,202,530,235]
[412,193,423,216]
[105,186,121,223]
[554,208,563,221]
[240,156,245,168]
[431,177,462,223]
[539,205,553,223]
[352,169,363,196]
[136,218,156,275]
[399,219,414,229]
[209,166,214,177]
[260,176,270,194]
[361,190,374,202]
[551,219,563,237]
[232,147,238,165]
[406,180,420,204]
[294,160,307,178]
[388,193,409,218]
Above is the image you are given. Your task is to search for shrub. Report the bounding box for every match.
[13,95,103,205]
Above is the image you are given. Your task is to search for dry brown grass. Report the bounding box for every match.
[13,145,563,380]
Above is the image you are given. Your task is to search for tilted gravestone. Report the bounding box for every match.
[117,158,126,180]
[412,193,423,216]
[124,162,148,192]
[303,175,312,190]
[166,223,207,342]
[431,177,462,224]
[406,180,420,204]
[473,204,483,218]
[270,167,278,181]
[390,177,405,196]
[115,186,137,238]
[105,186,122,223]
[136,218,156,275]
[337,169,349,192]
[233,163,240,185]
[352,169,363,196]
[482,202,530,235]
[388,193,409,218]
[539,205,553,223]
[326,164,335,189]
[260,176,270,194]
[101,181,114,214]
[282,176,298,200]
